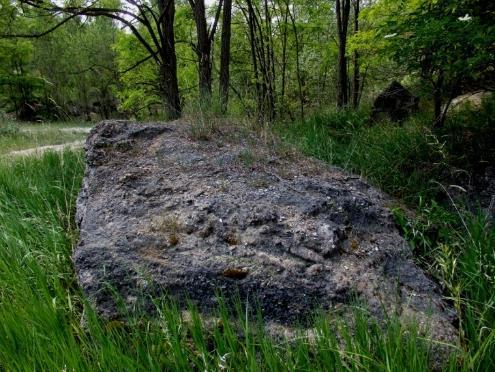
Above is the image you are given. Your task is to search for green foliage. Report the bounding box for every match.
[361,0,495,115]
[113,31,161,118]
[0,2,119,120]
[0,0,43,117]
[394,203,495,369]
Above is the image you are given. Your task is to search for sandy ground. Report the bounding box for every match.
[59,127,92,134]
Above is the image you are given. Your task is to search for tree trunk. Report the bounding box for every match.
[433,70,444,127]
[219,0,232,114]
[245,1,263,122]
[336,0,350,108]
[263,0,276,122]
[158,0,181,119]
[279,4,289,113]
[286,0,304,120]
[352,0,360,109]
[192,0,212,102]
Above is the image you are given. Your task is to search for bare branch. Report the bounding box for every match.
[120,55,155,75]
[0,12,82,38]
[208,0,224,42]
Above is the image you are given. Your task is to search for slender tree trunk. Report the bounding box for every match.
[245,1,263,122]
[192,0,212,102]
[286,0,304,120]
[219,0,232,113]
[158,0,181,119]
[280,5,289,113]
[433,70,445,127]
[263,0,276,122]
[352,0,360,109]
[336,0,350,108]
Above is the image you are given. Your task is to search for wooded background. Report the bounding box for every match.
[0,0,493,125]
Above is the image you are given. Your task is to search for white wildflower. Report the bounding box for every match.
[458,14,472,22]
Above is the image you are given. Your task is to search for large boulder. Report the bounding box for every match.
[372,81,419,122]
[444,90,492,114]
[75,120,457,344]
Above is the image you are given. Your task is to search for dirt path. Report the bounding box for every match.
[20,127,92,134]
[59,127,92,134]
[6,140,85,157]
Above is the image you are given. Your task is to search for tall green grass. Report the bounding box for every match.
[0,151,460,370]
[277,110,449,204]
[1,105,494,370]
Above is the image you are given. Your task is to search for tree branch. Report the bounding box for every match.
[0,12,82,38]
[208,0,224,42]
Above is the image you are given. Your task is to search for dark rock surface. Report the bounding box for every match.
[372,81,419,122]
[75,120,457,344]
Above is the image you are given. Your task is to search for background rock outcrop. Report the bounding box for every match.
[372,81,420,122]
[75,120,457,344]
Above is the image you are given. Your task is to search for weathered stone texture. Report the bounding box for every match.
[75,120,457,344]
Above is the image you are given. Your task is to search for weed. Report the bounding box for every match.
[238,148,256,167]
[151,215,182,246]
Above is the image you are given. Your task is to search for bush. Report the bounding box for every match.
[0,121,20,137]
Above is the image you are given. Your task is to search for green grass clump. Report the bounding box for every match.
[395,203,495,369]
[277,110,447,204]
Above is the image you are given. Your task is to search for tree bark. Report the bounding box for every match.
[189,0,223,104]
[432,70,446,128]
[158,0,181,119]
[191,0,212,101]
[352,0,360,109]
[263,0,276,122]
[336,0,351,108]
[219,0,232,113]
[246,1,263,122]
[243,0,276,124]
[285,0,304,120]
[279,3,289,113]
